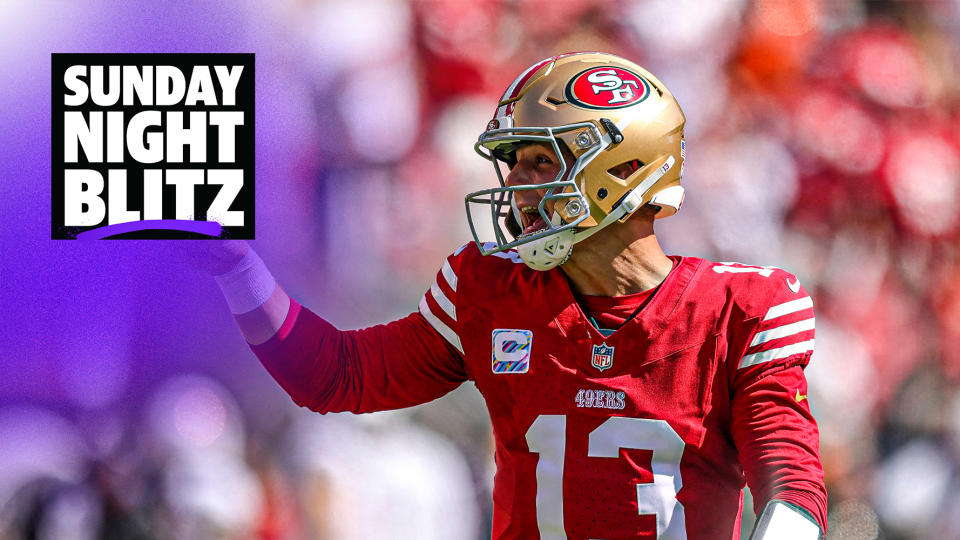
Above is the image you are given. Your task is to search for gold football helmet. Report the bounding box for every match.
[465,52,686,270]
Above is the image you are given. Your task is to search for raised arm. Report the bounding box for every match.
[192,241,469,413]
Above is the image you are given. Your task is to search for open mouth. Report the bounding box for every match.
[519,206,549,235]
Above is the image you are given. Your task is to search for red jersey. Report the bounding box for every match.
[253,243,826,539]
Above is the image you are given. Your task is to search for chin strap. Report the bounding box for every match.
[572,155,675,245]
[750,500,822,540]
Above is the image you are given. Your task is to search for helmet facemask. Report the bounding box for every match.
[465,122,607,270]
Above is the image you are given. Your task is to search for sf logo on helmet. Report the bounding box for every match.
[565,66,651,110]
[588,69,639,104]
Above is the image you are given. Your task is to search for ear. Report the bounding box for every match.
[607,159,644,180]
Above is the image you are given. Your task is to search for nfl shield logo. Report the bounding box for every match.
[591,343,615,372]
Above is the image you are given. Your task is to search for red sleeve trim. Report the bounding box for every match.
[250,298,342,410]
[273,297,301,341]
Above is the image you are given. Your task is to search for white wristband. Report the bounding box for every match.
[213,247,277,314]
[751,500,822,540]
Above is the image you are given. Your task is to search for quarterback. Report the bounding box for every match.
[204,53,826,539]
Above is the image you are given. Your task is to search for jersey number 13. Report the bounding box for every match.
[526,415,687,539]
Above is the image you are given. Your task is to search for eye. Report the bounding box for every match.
[536,155,554,165]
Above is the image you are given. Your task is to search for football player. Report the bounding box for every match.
[205,52,826,539]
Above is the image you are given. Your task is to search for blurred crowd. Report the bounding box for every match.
[3,0,960,538]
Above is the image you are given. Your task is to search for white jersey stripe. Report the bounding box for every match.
[739,339,815,369]
[750,318,815,347]
[763,297,813,322]
[483,243,525,264]
[419,295,464,354]
[430,281,457,321]
[441,259,458,292]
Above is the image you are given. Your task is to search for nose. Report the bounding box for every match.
[505,162,539,205]
[506,167,546,213]
[504,162,527,188]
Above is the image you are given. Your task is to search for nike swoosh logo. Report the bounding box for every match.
[786,278,800,294]
[794,390,807,403]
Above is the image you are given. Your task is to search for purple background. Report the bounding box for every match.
[2,2,311,411]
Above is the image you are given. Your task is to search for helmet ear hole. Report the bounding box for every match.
[607,160,645,180]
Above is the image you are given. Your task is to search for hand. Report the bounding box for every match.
[176,239,250,276]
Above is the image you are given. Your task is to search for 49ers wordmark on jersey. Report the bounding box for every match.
[52,53,254,239]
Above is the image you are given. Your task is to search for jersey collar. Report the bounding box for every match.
[550,255,702,345]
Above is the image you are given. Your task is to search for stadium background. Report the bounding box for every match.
[1,0,959,538]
